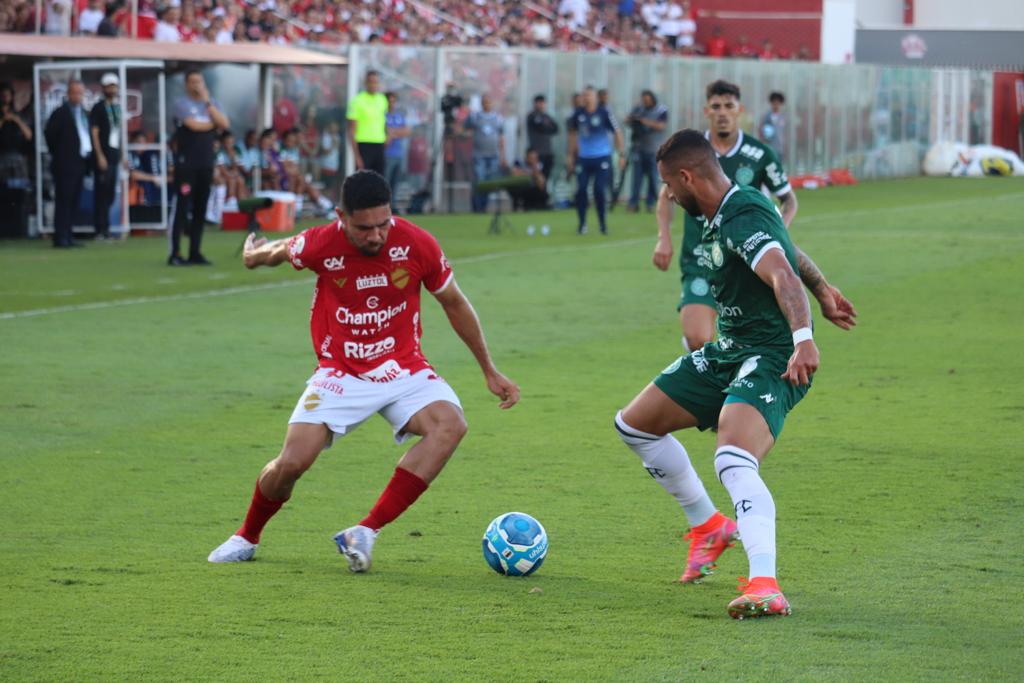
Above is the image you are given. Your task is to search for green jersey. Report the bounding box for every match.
[698,184,800,349]
[681,131,791,277]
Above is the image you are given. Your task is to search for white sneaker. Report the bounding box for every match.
[333,525,377,573]
[208,534,257,563]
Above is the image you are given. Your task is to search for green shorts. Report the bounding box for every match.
[653,341,810,440]
[678,272,717,311]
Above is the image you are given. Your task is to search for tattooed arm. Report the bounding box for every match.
[754,249,819,386]
[795,246,858,330]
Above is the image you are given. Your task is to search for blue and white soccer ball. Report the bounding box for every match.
[482,512,548,577]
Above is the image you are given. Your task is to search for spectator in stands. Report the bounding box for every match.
[237,129,259,188]
[215,130,247,209]
[677,1,695,52]
[169,68,229,266]
[384,91,410,212]
[319,118,341,202]
[178,2,199,42]
[97,0,121,36]
[705,25,727,57]
[44,0,71,35]
[258,127,284,190]
[347,70,388,175]
[761,91,786,162]
[155,5,180,42]
[526,94,558,187]
[559,0,590,29]
[759,38,777,60]
[508,147,549,211]
[211,8,232,42]
[44,79,91,248]
[653,0,685,48]
[464,94,506,214]
[128,130,163,207]
[0,81,32,235]
[89,73,123,240]
[280,127,334,216]
[625,89,667,212]
[733,34,757,58]
[78,0,104,34]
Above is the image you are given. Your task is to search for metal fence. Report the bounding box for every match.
[336,45,992,212]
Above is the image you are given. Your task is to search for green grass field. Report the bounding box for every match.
[1,177,1023,681]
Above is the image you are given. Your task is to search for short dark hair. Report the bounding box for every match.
[184,68,202,81]
[366,70,380,79]
[769,91,786,104]
[342,170,391,214]
[219,129,234,141]
[385,91,397,100]
[656,129,718,175]
[641,89,657,105]
[706,79,741,101]
[533,94,545,103]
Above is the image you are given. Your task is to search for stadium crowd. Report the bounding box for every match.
[0,0,813,59]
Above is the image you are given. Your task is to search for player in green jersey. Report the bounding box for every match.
[653,80,823,352]
[616,130,856,619]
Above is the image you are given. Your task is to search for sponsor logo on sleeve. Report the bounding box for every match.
[766,162,786,187]
[739,231,771,257]
[323,256,345,271]
[289,235,305,257]
[440,253,451,271]
[356,274,388,290]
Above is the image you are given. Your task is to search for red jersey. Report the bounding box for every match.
[286,217,454,383]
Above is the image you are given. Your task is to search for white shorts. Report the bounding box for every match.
[288,367,462,446]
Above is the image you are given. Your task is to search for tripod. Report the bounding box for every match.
[488,192,513,234]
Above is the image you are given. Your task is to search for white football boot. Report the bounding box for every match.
[208,535,257,563]
[333,525,378,573]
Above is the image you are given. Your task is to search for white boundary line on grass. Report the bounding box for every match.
[0,237,649,321]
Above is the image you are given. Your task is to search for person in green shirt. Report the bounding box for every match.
[653,80,810,352]
[616,129,857,619]
[346,70,388,176]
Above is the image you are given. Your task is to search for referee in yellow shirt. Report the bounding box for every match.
[347,70,388,176]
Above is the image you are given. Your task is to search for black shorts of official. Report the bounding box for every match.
[358,143,386,177]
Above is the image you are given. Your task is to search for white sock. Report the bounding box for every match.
[317,195,333,210]
[714,445,776,578]
[615,411,716,527]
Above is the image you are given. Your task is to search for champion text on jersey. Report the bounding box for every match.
[335,301,408,329]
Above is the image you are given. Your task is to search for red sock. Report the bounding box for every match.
[236,481,286,544]
[359,467,428,532]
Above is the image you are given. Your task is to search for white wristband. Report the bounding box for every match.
[792,327,813,345]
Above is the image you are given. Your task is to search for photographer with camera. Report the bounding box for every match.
[625,89,668,213]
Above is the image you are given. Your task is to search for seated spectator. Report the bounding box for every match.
[508,148,550,211]
[733,34,758,58]
[128,130,164,207]
[319,118,341,202]
[237,129,260,189]
[258,127,285,191]
[280,127,334,215]
[214,129,248,210]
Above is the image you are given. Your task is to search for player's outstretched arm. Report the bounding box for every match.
[242,233,290,269]
[753,250,819,386]
[793,246,858,330]
[433,280,520,409]
[652,185,675,271]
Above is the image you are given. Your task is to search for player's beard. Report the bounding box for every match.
[716,129,732,139]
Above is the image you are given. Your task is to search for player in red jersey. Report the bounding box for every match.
[208,171,520,571]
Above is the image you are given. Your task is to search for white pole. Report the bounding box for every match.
[120,62,129,237]
[131,0,138,39]
[159,69,168,231]
[33,63,44,236]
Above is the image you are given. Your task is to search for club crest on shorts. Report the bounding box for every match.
[691,277,709,296]
[303,392,322,410]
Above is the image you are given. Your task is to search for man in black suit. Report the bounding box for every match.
[44,79,91,248]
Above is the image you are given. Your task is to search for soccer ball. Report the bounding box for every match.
[482,512,548,577]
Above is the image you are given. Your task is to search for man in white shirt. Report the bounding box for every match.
[155,5,181,42]
[77,0,104,33]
